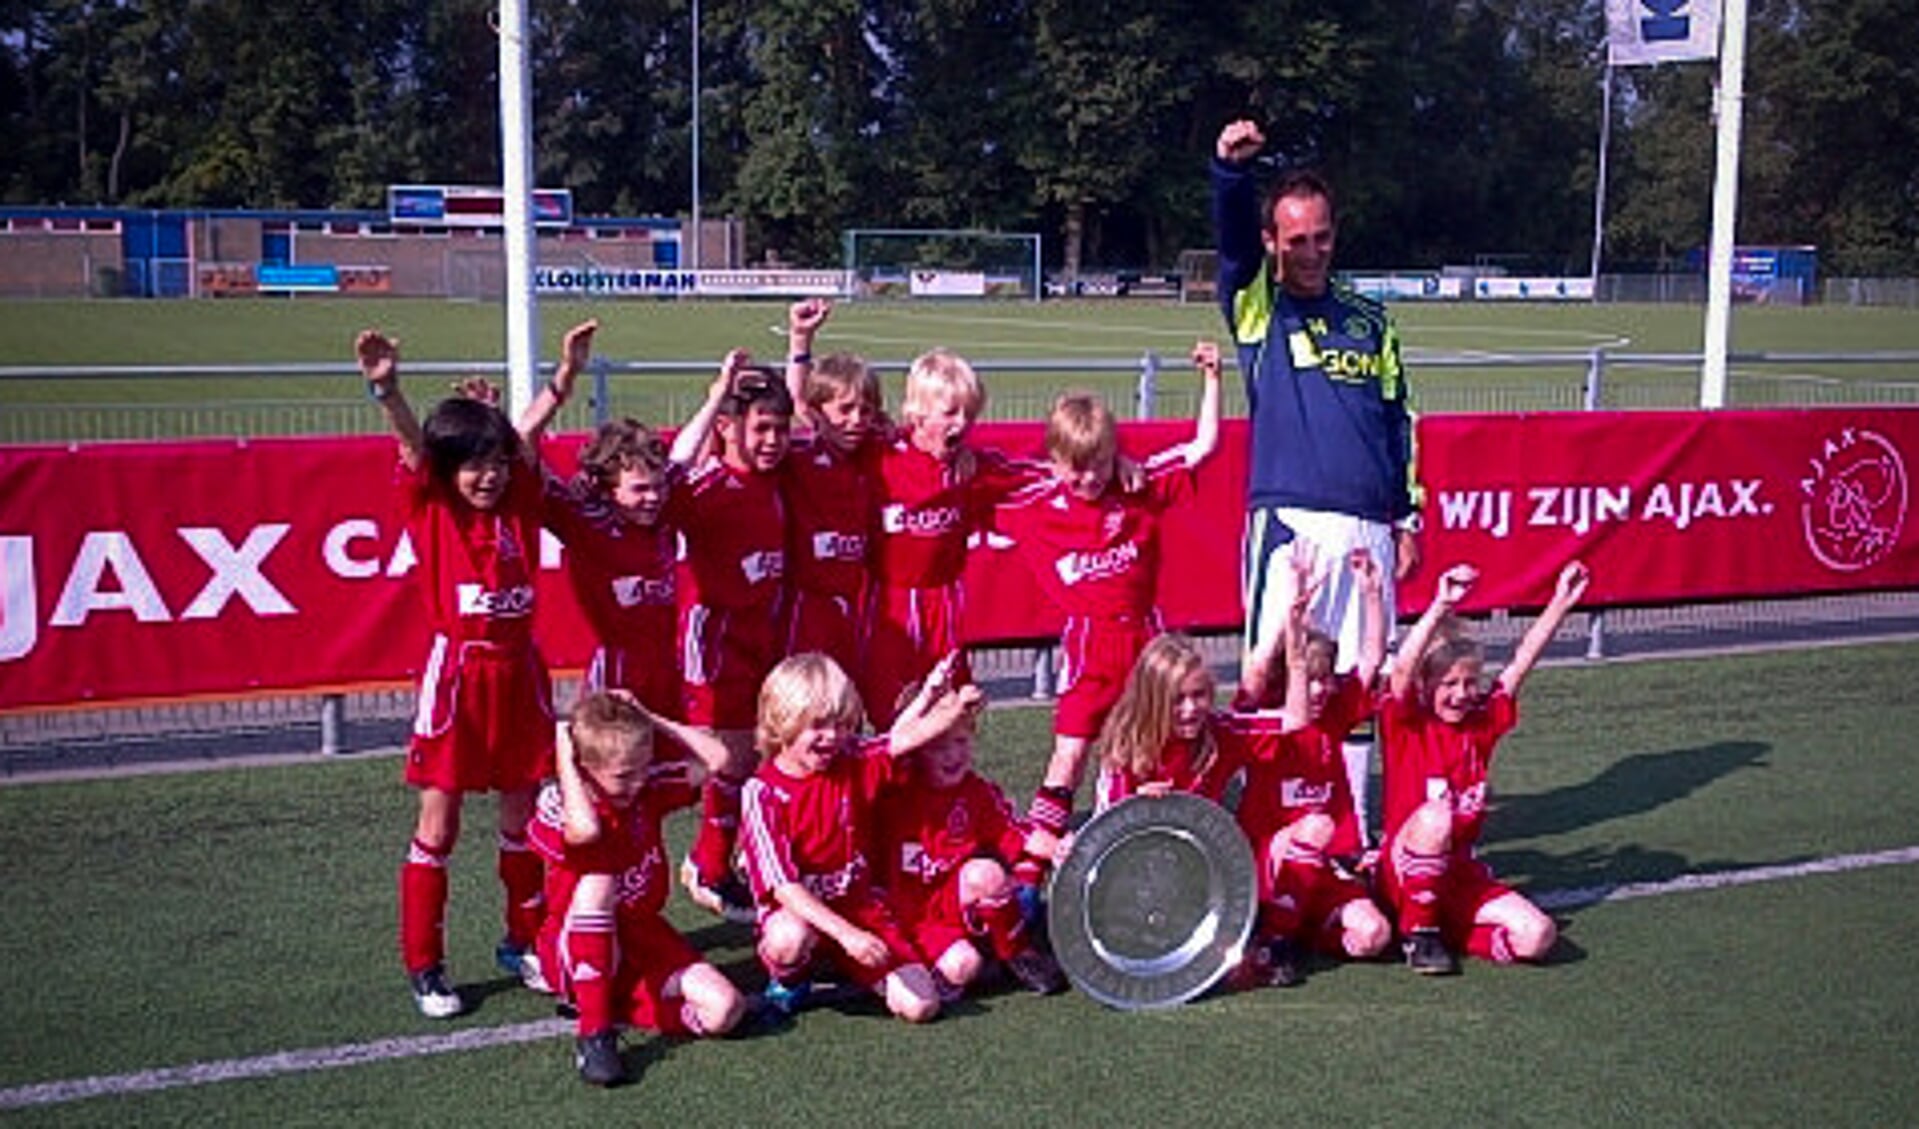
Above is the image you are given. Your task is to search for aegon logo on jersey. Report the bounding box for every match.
[1280,778,1335,808]
[456,582,535,618]
[1054,540,1140,586]
[611,574,674,607]
[811,531,866,562]
[614,844,665,907]
[739,550,784,585]
[881,502,962,536]
[1424,776,1487,816]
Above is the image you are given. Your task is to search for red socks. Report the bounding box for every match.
[563,910,618,1034]
[1395,847,1448,935]
[400,838,450,973]
[497,832,544,950]
[691,771,749,884]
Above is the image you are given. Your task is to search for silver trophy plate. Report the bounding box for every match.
[1047,792,1257,1010]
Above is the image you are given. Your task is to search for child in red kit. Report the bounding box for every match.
[1235,545,1394,987]
[1379,559,1591,974]
[663,353,794,923]
[874,691,1067,998]
[740,653,980,1023]
[778,298,880,677]
[357,329,553,1019]
[999,339,1222,863]
[530,692,747,1087]
[1092,632,1306,812]
[860,350,1047,728]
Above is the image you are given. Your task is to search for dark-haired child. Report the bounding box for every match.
[357,329,554,1019]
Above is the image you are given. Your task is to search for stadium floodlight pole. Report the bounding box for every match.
[1700,0,1748,410]
[498,0,541,418]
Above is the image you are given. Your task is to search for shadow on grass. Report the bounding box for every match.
[1489,739,1771,843]
[1472,740,1773,932]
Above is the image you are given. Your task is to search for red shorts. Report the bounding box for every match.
[784,587,864,678]
[405,635,554,793]
[586,643,680,720]
[890,876,974,967]
[765,888,925,991]
[1253,833,1377,955]
[679,603,779,731]
[1377,830,1512,951]
[860,583,965,728]
[1053,615,1157,739]
[540,905,704,1035]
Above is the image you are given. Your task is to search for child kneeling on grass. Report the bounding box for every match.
[740,652,981,1024]
[529,692,748,1087]
[1378,559,1590,975]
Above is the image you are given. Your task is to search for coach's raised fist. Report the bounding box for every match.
[1216,120,1265,164]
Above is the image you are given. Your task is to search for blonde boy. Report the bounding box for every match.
[739,653,981,1022]
[528,692,747,1086]
[860,350,1046,727]
[996,341,1222,855]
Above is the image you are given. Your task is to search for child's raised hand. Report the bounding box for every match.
[1350,547,1382,594]
[1434,563,1478,607]
[1555,560,1591,606]
[1191,339,1222,382]
[355,330,400,388]
[1216,119,1266,164]
[449,375,501,406]
[789,298,831,338]
[713,348,752,399]
[560,318,598,371]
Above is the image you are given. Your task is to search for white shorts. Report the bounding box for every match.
[1242,506,1398,676]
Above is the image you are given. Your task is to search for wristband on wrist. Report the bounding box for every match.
[368,381,397,402]
[545,378,568,404]
[1396,513,1423,534]
[788,351,813,366]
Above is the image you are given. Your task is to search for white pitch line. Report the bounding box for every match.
[0,1019,569,1110]
[8,847,1919,1110]
[1531,846,1919,911]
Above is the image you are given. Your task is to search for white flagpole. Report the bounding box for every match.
[499,0,541,417]
[1589,62,1614,297]
[1700,0,1747,408]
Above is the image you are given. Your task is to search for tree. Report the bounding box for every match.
[1022,0,1191,276]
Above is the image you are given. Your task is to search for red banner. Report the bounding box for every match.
[1403,409,1919,613]
[3,410,1916,711]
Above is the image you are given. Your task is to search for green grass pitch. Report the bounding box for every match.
[3,298,1918,442]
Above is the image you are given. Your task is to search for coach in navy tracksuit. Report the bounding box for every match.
[1211,119,1421,847]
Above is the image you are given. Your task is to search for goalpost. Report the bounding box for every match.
[842,228,1042,301]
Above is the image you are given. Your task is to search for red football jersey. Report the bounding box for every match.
[1378,685,1518,852]
[542,467,679,654]
[527,773,695,913]
[1095,709,1286,811]
[996,448,1193,621]
[866,438,1043,588]
[664,455,786,613]
[740,738,898,904]
[875,771,1031,892]
[1235,678,1373,857]
[396,459,542,647]
[781,435,876,603]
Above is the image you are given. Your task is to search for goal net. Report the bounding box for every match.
[842,228,1041,301]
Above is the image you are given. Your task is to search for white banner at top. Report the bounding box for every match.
[1607,0,1721,65]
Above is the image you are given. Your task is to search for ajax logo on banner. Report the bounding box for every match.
[1801,428,1908,573]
